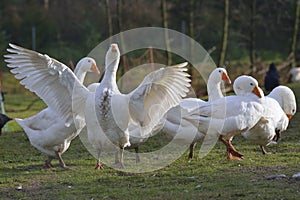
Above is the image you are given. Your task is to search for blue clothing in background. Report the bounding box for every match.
[264,63,280,91]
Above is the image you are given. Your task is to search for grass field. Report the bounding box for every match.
[0,72,300,199]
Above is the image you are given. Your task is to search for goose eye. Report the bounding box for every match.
[250,83,254,86]
[88,60,91,63]
[292,109,295,113]
[218,70,221,73]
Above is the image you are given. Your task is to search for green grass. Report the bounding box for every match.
[2,72,47,132]
[0,72,300,199]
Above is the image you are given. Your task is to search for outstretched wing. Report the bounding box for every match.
[4,43,89,125]
[128,62,191,136]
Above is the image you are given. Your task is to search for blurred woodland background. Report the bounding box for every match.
[0,0,299,94]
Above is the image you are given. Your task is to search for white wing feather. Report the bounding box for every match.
[128,62,191,135]
[4,43,89,125]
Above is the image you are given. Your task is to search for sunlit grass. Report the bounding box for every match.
[0,72,299,199]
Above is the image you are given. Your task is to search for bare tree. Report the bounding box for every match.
[105,0,113,39]
[44,0,49,10]
[291,0,300,68]
[189,0,195,40]
[219,0,229,67]
[117,0,127,74]
[250,0,256,75]
[189,0,195,80]
[161,0,172,65]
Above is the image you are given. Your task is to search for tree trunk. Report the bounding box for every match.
[218,0,229,67]
[188,0,195,83]
[105,0,113,39]
[44,0,49,10]
[117,0,127,74]
[189,0,195,40]
[250,0,256,75]
[117,0,125,50]
[161,0,172,65]
[291,0,300,68]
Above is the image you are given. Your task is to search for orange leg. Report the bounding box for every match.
[135,147,140,163]
[219,136,244,160]
[55,151,67,169]
[260,145,272,155]
[43,156,54,168]
[95,159,104,170]
[118,148,125,169]
[273,129,281,142]
[188,143,196,159]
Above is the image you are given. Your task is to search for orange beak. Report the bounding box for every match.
[91,63,100,74]
[252,86,262,98]
[222,72,231,84]
[111,44,118,52]
[286,114,293,120]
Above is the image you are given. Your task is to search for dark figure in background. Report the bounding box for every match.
[264,63,280,91]
[0,114,12,135]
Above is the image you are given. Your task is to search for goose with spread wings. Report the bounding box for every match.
[5,44,99,168]
[85,44,191,169]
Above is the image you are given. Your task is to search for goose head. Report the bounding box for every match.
[209,68,231,84]
[76,57,99,74]
[233,75,264,98]
[268,86,297,120]
[105,43,120,70]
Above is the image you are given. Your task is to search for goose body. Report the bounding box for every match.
[185,75,264,159]
[161,68,231,158]
[5,44,99,168]
[289,67,300,82]
[85,44,191,169]
[242,86,296,154]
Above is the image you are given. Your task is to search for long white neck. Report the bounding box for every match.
[74,67,88,83]
[207,78,223,102]
[101,59,119,90]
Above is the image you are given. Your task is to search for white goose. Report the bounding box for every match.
[289,67,300,82]
[161,68,231,159]
[185,75,264,159]
[5,44,99,168]
[85,44,191,169]
[242,85,296,154]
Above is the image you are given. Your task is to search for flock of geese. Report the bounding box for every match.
[3,43,297,170]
